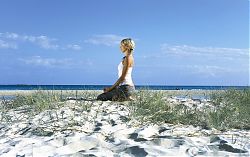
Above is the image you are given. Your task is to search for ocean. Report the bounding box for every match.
[0,85,248,90]
[0,85,249,101]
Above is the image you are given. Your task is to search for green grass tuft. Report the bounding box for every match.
[129,88,250,130]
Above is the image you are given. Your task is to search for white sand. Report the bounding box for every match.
[0,90,249,157]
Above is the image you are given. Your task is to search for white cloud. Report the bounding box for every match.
[0,32,82,50]
[181,63,249,78]
[66,44,82,50]
[185,65,232,77]
[161,44,249,60]
[1,32,19,40]
[19,56,93,69]
[0,39,17,49]
[139,44,249,78]
[26,35,59,49]
[0,32,58,49]
[84,34,127,46]
[19,56,73,67]
[1,32,131,51]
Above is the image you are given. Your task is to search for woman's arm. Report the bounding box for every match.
[104,55,132,93]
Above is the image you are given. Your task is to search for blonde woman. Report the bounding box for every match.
[97,38,135,101]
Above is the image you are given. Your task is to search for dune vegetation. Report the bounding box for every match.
[1,88,249,131]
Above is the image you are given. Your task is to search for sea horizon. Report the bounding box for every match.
[0,84,249,90]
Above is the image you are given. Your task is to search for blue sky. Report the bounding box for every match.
[0,0,249,85]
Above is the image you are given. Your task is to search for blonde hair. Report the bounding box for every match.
[121,38,135,51]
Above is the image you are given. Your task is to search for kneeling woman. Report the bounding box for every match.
[97,38,135,101]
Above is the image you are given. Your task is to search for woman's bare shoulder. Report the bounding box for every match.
[127,55,134,66]
[122,55,134,66]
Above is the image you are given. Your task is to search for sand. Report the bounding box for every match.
[0,90,249,157]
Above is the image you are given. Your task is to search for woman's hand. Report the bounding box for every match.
[103,87,111,93]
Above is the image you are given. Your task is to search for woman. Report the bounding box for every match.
[97,38,135,101]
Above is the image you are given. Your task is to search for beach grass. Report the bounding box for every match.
[208,88,250,130]
[0,90,100,123]
[128,90,207,127]
[129,88,250,130]
[1,88,249,131]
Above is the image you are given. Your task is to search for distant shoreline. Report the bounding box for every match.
[0,84,248,91]
[0,89,224,100]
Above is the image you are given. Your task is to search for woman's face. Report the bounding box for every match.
[120,44,126,53]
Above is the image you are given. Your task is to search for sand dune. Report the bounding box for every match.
[0,90,249,157]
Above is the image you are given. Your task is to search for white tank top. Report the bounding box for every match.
[118,60,134,86]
